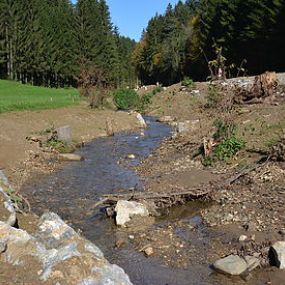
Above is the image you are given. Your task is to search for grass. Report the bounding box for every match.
[0,80,80,113]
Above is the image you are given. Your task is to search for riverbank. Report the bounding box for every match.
[133,75,285,283]
[0,104,143,284]
[0,103,140,187]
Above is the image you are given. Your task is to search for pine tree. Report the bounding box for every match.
[42,0,76,86]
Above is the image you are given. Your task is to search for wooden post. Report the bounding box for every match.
[106,117,115,136]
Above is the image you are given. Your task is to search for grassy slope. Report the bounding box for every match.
[0,80,79,113]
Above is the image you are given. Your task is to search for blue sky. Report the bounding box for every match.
[72,0,184,41]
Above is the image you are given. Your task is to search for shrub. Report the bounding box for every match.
[205,85,220,108]
[47,138,74,153]
[152,85,163,95]
[214,136,245,161]
[213,119,236,141]
[181,77,194,88]
[113,89,140,110]
[202,156,213,167]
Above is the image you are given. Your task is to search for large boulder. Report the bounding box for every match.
[213,255,247,276]
[115,200,149,227]
[270,241,285,269]
[0,212,133,284]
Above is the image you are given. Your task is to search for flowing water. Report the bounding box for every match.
[22,117,224,285]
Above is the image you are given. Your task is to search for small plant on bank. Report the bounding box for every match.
[47,138,74,153]
[214,136,246,162]
[203,118,245,165]
[138,85,163,112]
[6,187,23,205]
[181,77,194,88]
[205,85,220,108]
[113,88,140,110]
[202,155,213,167]
[152,85,163,95]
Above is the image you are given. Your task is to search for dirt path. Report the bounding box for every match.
[0,103,139,183]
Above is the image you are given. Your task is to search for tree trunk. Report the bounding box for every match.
[5,25,10,79]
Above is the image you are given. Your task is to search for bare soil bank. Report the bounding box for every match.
[133,77,285,284]
[0,103,139,185]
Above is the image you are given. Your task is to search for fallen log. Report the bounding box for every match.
[89,188,211,212]
[90,158,270,213]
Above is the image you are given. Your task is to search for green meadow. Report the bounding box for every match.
[0,80,80,113]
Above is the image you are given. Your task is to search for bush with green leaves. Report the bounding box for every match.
[47,138,74,153]
[113,89,140,110]
[181,77,194,88]
[214,136,246,161]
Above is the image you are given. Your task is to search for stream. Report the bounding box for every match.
[22,117,223,285]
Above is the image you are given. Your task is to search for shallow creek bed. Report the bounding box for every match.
[19,117,285,285]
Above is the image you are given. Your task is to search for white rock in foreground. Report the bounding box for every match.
[213,255,247,275]
[0,212,133,284]
[271,241,285,269]
[115,200,149,227]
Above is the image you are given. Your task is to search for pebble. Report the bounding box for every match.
[115,239,126,248]
[239,235,248,242]
[127,154,136,159]
[144,247,154,257]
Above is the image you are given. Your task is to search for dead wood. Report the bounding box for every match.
[90,188,211,211]
[90,156,272,213]
[203,137,215,157]
[270,137,285,161]
[106,117,115,136]
[235,71,278,104]
[226,158,269,185]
